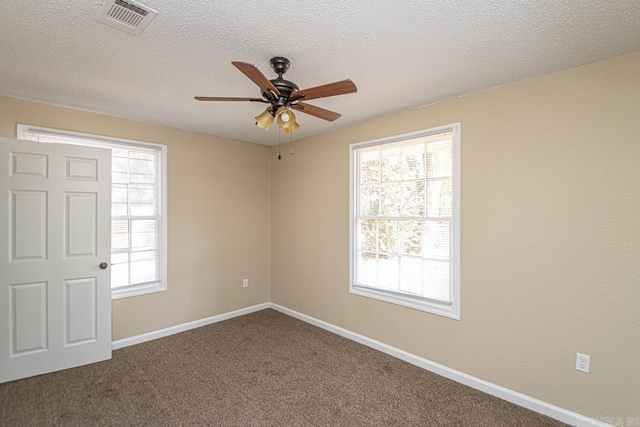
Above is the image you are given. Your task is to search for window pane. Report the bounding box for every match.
[129,184,154,204]
[131,219,156,251]
[399,221,422,255]
[423,260,450,302]
[111,220,129,252]
[129,151,155,160]
[111,252,128,264]
[423,221,450,260]
[360,150,380,183]
[112,149,129,158]
[111,260,129,288]
[129,184,155,216]
[403,143,425,180]
[112,186,128,216]
[129,158,154,175]
[112,204,128,216]
[377,254,399,291]
[356,252,377,287]
[112,171,128,184]
[399,256,423,295]
[426,140,452,178]
[112,156,128,173]
[426,179,452,217]
[381,146,402,182]
[358,219,377,253]
[112,185,128,203]
[378,220,397,255]
[130,173,155,184]
[380,183,401,216]
[130,250,157,284]
[360,185,380,216]
[130,154,155,184]
[130,204,154,216]
[402,181,426,217]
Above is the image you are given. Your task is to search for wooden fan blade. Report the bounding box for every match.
[292,102,342,122]
[291,79,357,102]
[194,97,266,102]
[231,61,281,97]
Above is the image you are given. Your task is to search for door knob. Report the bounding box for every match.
[99,262,109,270]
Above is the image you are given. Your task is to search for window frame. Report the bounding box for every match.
[349,123,461,320]
[17,124,168,300]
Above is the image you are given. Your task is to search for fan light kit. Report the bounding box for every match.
[195,57,357,135]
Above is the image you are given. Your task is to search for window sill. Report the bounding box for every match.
[349,285,460,320]
[112,281,166,300]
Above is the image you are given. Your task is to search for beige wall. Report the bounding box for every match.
[270,51,640,418]
[0,96,272,341]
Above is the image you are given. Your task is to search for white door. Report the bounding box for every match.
[0,138,112,382]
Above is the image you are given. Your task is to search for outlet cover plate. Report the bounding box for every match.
[576,352,590,373]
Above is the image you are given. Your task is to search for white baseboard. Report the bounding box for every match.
[269,303,608,427]
[111,301,608,427]
[111,303,270,350]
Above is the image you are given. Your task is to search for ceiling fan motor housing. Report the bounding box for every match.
[263,57,300,114]
[265,80,299,112]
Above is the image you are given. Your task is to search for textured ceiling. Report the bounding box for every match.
[1,1,640,145]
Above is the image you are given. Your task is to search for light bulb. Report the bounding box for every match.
[280,111,290,122]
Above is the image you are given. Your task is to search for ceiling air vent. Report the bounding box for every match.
[95,0,158,35]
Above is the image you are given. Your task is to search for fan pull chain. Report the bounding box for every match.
[278,126,282,160]
[289,132,294,155]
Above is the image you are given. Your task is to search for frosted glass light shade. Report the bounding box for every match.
[255,108,274,131]
[283,121,300,134]
[276,107,296,129]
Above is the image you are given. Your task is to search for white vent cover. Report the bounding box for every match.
[95,0,158,35]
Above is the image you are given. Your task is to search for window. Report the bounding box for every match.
[349,123,460,319]
[17,124,167,299]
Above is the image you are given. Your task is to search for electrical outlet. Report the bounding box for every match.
[576,353,590,373]
[242,278,249,288]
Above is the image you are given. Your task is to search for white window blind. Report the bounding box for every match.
[17,125,167,299]
[350,124,460,319]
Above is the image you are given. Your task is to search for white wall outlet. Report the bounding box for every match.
[576,352,590,373]
[242,278,249,288]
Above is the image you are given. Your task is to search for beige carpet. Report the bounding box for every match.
[0,309,568,426]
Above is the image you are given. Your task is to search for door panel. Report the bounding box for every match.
[10,152,48,178]
[65,192,98,258]
[65,157,98,181]
[10,281,48,355]
[0,138,111,383]
[10,190,48,260]
[64,277,97,345]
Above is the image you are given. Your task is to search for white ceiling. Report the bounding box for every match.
[1,1,639,145]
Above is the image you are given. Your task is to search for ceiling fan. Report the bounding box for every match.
[195,57,357,133]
